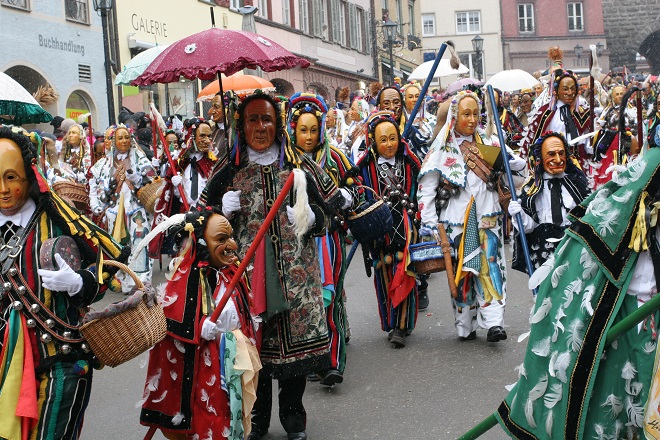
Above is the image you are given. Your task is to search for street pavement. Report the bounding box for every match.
[85,246,533,439]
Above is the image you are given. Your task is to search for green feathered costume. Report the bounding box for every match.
[497,147,660,439]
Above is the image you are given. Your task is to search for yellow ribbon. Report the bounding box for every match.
[630,191,649,252]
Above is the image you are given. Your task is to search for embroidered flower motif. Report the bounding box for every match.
[184,43,197,54]
[443,157,457,167]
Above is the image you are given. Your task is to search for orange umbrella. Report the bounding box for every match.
[197,74,275,101]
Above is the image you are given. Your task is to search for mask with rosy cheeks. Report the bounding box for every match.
[374,121,399,159]
[104,128,114,151]
[204,214,238,268]
[0,139,29,216]
[114,128,132,154]
[295,113,320,153]
[195,124,213,153]
[208,95,224,123]
[244,99,277,152]
[541,136,567,175]
[454,97,480,137]
[404,86,421,114]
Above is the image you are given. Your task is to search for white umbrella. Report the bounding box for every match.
[485,69,539,92]
[407,59,469,81]
[0,72,52,125]
[115,44,170,86]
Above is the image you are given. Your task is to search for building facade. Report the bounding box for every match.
[500,0,609,76]
[254,0,378,105]
[0,0,107,129]
[373,0,424,85]
[420,0,504,84]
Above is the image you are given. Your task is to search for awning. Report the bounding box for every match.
[381,61,405,79]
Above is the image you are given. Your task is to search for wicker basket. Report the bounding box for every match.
[347,186,393,244]
[410,241,447,274]
[137,177,166,214]
[52,181,89,211]
[79,260,167,367]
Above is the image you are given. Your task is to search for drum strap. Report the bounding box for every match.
[0,206,42,275]
[458,140,492,185]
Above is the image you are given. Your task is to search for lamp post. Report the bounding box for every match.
[383,18,398,85]
[574,43,583,67]
[471,34,484,81]
[93,0,115,126]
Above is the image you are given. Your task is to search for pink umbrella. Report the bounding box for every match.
[444,77,482,96]
[133,27,310,86]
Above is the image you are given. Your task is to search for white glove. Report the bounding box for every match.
[37,254,83,297]
[286,204,316,230]
[508,154,527,172]
[126,169,141,185]
[171,150,180,161]
[171,174,183,187]
[222,190,242,217]
[200,318,219,341]
[339,188,353,210]
[216,299,241,333]
[419,226,436,236]
[508,200,522,217]
[151,157,161,168]
[584,143,594,155]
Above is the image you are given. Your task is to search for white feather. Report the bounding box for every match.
[529,297,552,324]
[207,403,217,416]
[581,285,595,316]
[139,357,148,369]
[206,375,217,386]
[529,254,555,290]
[173,339,186,353]
[621,361,637,380]
[545,411,553,437]
[594,424,605,440]
[160,294,178,309]
[551,262,570,288]
[614,420,623,438]
[505,382,517,391]
[532,336,551,357]
[170,370,178,381]
[518,331,531,342]
[554,352,571,383]
[625,395,643,427]
[515,363,527,379]
[151,390,168,403]
[172,412,184,425]
[203,347,211,367]
[580,249,598,280]
[222,427,231,438]
[611,339,618,350]
[644,341,656,354]
[149,102,168,133]
[556,239,569,257]
[626,381,643,397]
[544,383,563,408]
[130,213,187,266]
[200,388,209,403]
[528,373,548,401]
[566,320,584,352]
[563,279,582,308]
[166,350,178,364]
[135,390,150,408]
[525,399,537,428]
[612,189,633,203]
[147,368,162,392]
[627,159,647,183]
[601,394,623,418]
[548,351,558,377]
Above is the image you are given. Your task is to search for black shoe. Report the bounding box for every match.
[247,430,267,440]
[320,369,343,386]
[461,330,477,341]
[487,326,507,342]
[418,289,429,310]
[390,328,406,348]
[306,372,321,382]
[287,432,307,440]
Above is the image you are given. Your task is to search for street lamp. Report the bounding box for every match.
[383,18,398,85]
[93,0,116,126]
[574,44,583,66]
[471,34,484,81]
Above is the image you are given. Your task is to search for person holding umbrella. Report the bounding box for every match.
[198,91,347,440]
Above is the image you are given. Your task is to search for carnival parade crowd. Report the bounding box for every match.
[5,44,660,440]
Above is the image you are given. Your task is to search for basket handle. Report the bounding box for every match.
[357,185,382,201]
[101,260,145,290]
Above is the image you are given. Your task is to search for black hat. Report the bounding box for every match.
[50,116,64,129]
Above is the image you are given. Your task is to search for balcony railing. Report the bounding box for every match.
[0,0,30,11]
[65,0,89,24]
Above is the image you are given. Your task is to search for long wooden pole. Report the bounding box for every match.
[210,171,295,322]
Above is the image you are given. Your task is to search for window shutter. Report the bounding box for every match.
[349,4,357,49]
[364,10,371,54]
